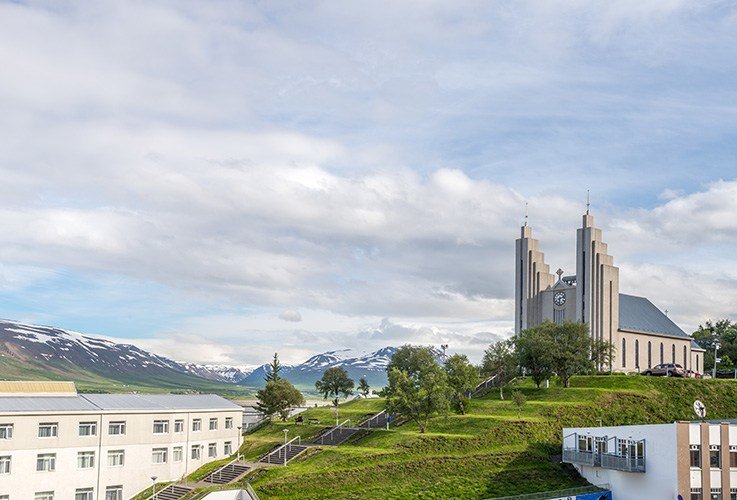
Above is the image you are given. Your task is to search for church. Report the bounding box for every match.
[514,209,704,374]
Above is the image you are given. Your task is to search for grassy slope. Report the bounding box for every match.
[226,375,737,499]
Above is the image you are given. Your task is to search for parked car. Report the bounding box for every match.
[642,363,686,377]
[685,369,702,379]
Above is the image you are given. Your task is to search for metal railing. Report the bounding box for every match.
[245,483,261,500]
[314,419,353,444]
[204,455,242,483]
[487,484,610,500]
[561,448,596,466]
[360,410,386,429]
[262,435,303,466]
[601,453,646,472]
[472,374,498,396]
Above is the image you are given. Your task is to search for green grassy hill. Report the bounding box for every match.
[210,375,737,499]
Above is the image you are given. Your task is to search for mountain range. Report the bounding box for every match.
[0,319,401,393]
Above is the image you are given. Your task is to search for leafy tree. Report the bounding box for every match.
[264,352,282,382]
[693,319,737,372]
[384,345,450,433]
[511,390,527,418]
[590,338,616,373]
[515,326,553,388]
[357,377,371,397]
[548,321,593,388]
[315,367,355,424]
[481,339,516,400]
[444,354,478,414]
[256,378,305,421]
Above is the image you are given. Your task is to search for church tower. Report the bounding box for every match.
[575,210,620,369]
[514,223,555,335]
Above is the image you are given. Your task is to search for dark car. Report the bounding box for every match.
[643,363,685,377]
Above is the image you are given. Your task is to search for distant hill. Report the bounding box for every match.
[0,320,251,395]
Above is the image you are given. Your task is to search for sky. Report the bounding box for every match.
[1,0,737,366]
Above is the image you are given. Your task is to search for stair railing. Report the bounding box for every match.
[206,455,241,483]
[472,374,498,396]
[315,419,351,444]
[262,435,302,466]
[361,410,386,429]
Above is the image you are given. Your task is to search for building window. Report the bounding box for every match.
[208,443,217,458]
[224,441,232,455]
[107,450,124,467]
[153,420,169,434]
[697,355,700,373]
[691,488,702,500]
[152,448,168,464]
[730,446,737,468]
[710,445,721,468]
[647,341,652,368]
[108,421,126,436]
[621,338,626,368]
[634,339,640,368]
[577,435,593,452]
[691,445,701,468]
[711,488,723,500]
[684,345,688,369]
[173,447,183,462]
[225,417,233,429]
[0,495,8,500]
[77,451,95,469]
[75,489,93,500]
[105,486,123,500]
[0,424,13,440]
[553,308,564,324]
[730,488,737,500]
[193,419,202,432]
[659,342,664,364]
[38,423,58,438]
[209,418,218,431]
[36,453,56,472]
[672,344,676,364]
[0,455,10,474]
[192,445,201,460]
[79,422,97,437]
[34,492,54,500]
[174,420,184,433]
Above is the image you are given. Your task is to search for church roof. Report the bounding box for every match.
[618,294,690,339]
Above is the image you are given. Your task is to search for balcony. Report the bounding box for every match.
[562,432,646,473]
[562,449,596,466]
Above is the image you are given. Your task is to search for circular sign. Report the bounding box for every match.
[693,400,706,419]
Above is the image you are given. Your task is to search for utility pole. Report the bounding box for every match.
[713,341,720,379]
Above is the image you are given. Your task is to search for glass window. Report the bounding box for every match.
[577,435,592,452]
[105,486,123,500]
[635,339,640,368]
[711,488,723,500]
[107,450,124,467]
[174,420,184,433]
[36,453,56,472]
[672,344,676,364]
[729,487,737,500]
[691,445,701,468]
[224,441,232,455]
[38,423,58,438]
[152,448,168,464]
[77,451,95,469]
[153,420,169,434]
[191,445,201,460]
[108,421,126,436]
[208,443,217,457]
[691,488,702,500]
[730,446,737,468]
[684,345,688,369]
[622,338,626,368]
[192,419,202,432]
[75,488,93,500]
[79,422,97,437]
[710,445,721,468]
[648,341,652,368]
[0,495,8,500]
[0,455,10,474]
[35,493,54,500]
[660,343,664,364]
[0,424,13,440]
[173,447,183,462]
[209,418,218,431]
[225,417,233,429]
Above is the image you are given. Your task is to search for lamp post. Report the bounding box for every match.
[713,341,721,379]
[237,426,242,460]
[150,476,158,499]
[283,428,289,466]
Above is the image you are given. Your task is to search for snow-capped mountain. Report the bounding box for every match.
[179,362,256,384]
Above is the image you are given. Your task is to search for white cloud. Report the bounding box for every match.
[278,309,302,322]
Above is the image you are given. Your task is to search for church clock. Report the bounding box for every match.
[553,291,566,307]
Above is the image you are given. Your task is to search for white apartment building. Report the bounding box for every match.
[0,381,243,500]
[563,420,737,500]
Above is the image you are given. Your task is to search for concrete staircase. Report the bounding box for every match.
[154,484,192,500]
[203,462,251,484]
[311,425,360,446]
[359,410,389,429]
[259,441,309,465]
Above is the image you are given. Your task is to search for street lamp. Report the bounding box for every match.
[713,341,721,379]
[237,426,242,460]
[150,476,158,499]
[283,428,289,467]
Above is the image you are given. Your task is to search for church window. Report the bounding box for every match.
[697,355,700,373]
[622,338,626,368]
[659,343,664,364]
[635,340,639,369]
[672,344,676,364]
[553,309,564,324]
[684,345,688,369]
[647,342,652,369]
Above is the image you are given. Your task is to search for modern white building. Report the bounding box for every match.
[563,420,737,500]
[0,381,243,500]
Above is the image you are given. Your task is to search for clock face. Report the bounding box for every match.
[553,291,566,307]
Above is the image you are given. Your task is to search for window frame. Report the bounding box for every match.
[209,418,218,431]
[174,419,184,433]
[192,418,202,432]
[78,421,97,437]
[0,423,13,440]
[77,450,96,469]
[105,486,123,500]
[107,449,125,467]
[108,421,126,436]
[0,455,11,474]
[74,488,94,500]
[38,422,58,439]
[152,420,169,434]
[36,453,56,472]
[151,447,168,464]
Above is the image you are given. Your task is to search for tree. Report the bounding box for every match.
[590,338,616,372]
[481,339,516,400]
[357,377,371,397]
[444,354,478,414]
[515,326,553,388]
[315,367,355,425]
[693,319,737,373]
[384,345,450,433]
[511,390,527,418]
[264,352,282,382]
[255,378,305,421]
[548,321,593,388]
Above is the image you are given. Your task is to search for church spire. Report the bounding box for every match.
[586,190,590,215]
[524,201,529,227]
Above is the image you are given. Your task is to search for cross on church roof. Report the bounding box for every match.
[556,268,564,281]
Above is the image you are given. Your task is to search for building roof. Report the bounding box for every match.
[0,381,77,397]
[618,294,690,339]
[0,392,242,413]
[691,340,706,351]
